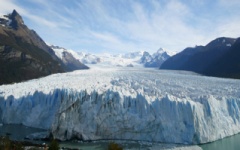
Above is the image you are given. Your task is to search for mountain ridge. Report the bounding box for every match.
[160,37,240,79]
[50,45,172,68]
[49,45,89,70]
[0,10,87,85]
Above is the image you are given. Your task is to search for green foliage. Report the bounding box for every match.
[108,142,123,150]
[0,136,11,150]
[0,136,24,150]
[48,139,60,150]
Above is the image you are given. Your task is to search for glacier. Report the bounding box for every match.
[0,67,240,144]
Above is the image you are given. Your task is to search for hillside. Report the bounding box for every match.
[0,10,87,85]
[204,38,240,78]
[160,37,240,79]
[50,45,89,70]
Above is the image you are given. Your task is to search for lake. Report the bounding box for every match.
[200,133,240,150]
[1,124,240,150]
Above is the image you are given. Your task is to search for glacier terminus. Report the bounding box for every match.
[0,67,240,144]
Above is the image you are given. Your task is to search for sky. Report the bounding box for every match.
[0,0,240,54]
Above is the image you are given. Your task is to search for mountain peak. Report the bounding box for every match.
[12,9,19,17]
[157,48,164,52]
[206,37,236,48]
[9,9,24,29]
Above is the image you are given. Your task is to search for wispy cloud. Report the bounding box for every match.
[1,0,240,53]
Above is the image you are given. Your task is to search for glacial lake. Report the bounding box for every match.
[0,124,240,150]
[199,133,240,150]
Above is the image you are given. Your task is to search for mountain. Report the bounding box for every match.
[160,37,239,78]
[122,51,145,59]
[77,52,102,64]
[140,48,171,67]
[160,46,204,70]
[0,10,58,59]
[0,10,85,85]
[78,51,146,67]
[50,45,89,70]
[204,38,240,78]
[63,49,172,68]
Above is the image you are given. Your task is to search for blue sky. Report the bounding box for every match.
[0,0,240,54]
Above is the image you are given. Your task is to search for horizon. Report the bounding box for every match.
[0,0,240,54]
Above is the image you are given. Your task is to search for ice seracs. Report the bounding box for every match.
[0,67,240,144]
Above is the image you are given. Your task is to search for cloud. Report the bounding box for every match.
[0,0,22,15]
[1,0,239,54]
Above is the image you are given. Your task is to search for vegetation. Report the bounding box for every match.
[108,142,123,150]
[48,139,60,150]
[0,136,24,150]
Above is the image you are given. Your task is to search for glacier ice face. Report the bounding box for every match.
[0,90,61,129]
[0,68,240,144]
[51,90,197,143]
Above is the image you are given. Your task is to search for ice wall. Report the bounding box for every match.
[1,88,240,144]
[0,89,62,129]
[0,68,240,144]
[50,89,240,144]
[51,89,196,143]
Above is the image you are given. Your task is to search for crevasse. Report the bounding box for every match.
[0,68,240,144]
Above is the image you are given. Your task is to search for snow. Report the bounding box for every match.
[73,51,145,67]
[50,44,172,67]
[95,53,144,67]
[122,51,145,59]
[77,52,102,64]
[0,15,9,20]
[1,67,240,144]
[0,15,12,27]
[226,44,232,47]
[51,46,64,59]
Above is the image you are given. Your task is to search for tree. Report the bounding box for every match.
[48,139,59,150]
[108,142,123,150]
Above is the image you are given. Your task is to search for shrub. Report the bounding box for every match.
[0,136,23,150]
[48,139,60,150]
[108,142,123,150]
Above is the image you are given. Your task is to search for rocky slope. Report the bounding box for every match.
[0,10,87,85]
[140,48,171,67]
[160,37,240,79]
[50,45,89,70]
[204,38,240,78]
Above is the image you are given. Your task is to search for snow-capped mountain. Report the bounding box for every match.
[77,52,101,64]
[121,51,145,59]
[48,45,173,68]
[140,48,172,67]
[96,51,145,67]
[0,10,76,85]
[49,45,89,70]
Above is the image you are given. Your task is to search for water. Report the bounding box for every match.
[60,141,202,150]
[60,141,108,150]
[1,124,240,150]
[200,134,240,150]
[0,124,46,141]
